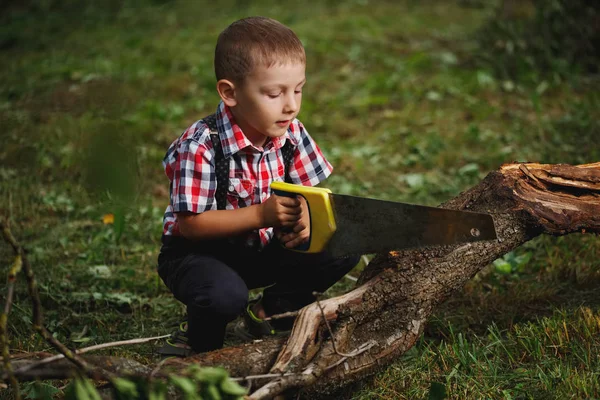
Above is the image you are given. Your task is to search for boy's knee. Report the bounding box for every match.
[190,282,248,319]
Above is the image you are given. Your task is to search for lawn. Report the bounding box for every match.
[1,0,599,399]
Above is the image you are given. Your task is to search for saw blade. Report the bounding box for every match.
[325,193,497,257]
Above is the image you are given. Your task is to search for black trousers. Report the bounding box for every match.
[158,236,360,353]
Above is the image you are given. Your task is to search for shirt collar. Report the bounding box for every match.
[215,101,292,158]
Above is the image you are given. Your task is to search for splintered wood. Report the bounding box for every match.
[502,162,600,234]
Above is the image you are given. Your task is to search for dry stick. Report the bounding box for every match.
[312,292,355,357]
[263,310,299,321]
[1,238,23,399]
[230,372,296,382]
[15,334,170,376]
[0,221,114,382]
[322,340,377,371]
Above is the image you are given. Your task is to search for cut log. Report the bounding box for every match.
[7,162,600,400]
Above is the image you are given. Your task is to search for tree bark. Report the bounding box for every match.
[7,162,600,399]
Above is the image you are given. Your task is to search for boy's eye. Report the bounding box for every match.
[294,90,302,94]
[267,93,281,98]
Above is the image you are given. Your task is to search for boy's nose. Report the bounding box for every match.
[284,93,298,113]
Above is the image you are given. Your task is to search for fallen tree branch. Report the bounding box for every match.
[1,220,115,382]
[1,220,23,399]
[4,162,599,400]
[13,334,170,376]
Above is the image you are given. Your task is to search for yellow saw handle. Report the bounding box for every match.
[270,181,337,253]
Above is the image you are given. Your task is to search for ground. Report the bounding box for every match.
[1,1,599,399]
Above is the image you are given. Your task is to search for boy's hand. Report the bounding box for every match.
[260,193,303,228]
[277,197,310,248]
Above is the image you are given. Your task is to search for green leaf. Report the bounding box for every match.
[148,381,168,400]
[192,366,228,384]
[81,378,103,400]
[89,265,111,278]
[64,378,102,400]
[403,173,425,189]
[493,259,513,275]
[112,377,139,399]
[220,378,248,397]
[426,90,442,102]
[458,163,479,176]
[22,382,61,400]
[476,70,495,87]
[71,337,92,343]
[514,251,532,268]
[203,383,221,400]
[169,376,200,400]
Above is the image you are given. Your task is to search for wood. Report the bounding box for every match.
[6,162,600,400]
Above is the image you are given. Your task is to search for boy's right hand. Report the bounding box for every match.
[259,193,303,228]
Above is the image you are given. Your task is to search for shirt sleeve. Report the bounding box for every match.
[169,137,217,214]
[287,121,333,186]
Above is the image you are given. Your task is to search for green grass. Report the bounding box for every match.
[352,305,600,399]
[1,1,599,399]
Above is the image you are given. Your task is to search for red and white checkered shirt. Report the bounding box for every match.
[162,101,333,248]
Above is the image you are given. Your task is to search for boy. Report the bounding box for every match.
[157,16,359,356]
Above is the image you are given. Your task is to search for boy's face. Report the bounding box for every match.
[230,62,306,147]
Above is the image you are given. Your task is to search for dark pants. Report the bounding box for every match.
[157,236,360,353]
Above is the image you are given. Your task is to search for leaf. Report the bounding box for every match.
[476,70,495,87]
[22,382,61,400]
[493,259,512,275]
[192,366,228,384]
[203,383,221,400]
[9,254,23,277]
[514,251,532,268]
[89,265,111,278]
[64,378,102,400]
[402,173,425,189]
[169,376,200,400]
[111,377,139,399]
[536,80,549,95]
[80,378,102,400]
[502,80,515,92]
[148,381,168,400]
[458,163,479,176]
[220,378,248,397]
[70,337,92,343]
[438,51,458,65]
[426,90,442,102]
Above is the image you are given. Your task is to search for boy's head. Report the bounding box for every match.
[214,17,307,147]
[214,16,306,85]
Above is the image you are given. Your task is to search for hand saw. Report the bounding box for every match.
[271,181,497,257]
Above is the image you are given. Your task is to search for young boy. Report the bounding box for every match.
[157,16,359,356]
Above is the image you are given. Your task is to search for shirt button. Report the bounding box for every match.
[228,184,234,191]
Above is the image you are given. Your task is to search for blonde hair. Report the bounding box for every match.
[214,16,306,84]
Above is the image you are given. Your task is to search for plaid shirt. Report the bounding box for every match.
[162,101,333,248]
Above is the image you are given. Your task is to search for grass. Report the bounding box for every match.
[1,0,599,399]
[354,305,600,399]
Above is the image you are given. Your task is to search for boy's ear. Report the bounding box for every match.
[216,79,237,107]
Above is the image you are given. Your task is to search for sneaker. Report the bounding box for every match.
[157,321,194,358]
[233,296,291,341]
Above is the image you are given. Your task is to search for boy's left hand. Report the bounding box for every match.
[276,197,310,248]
